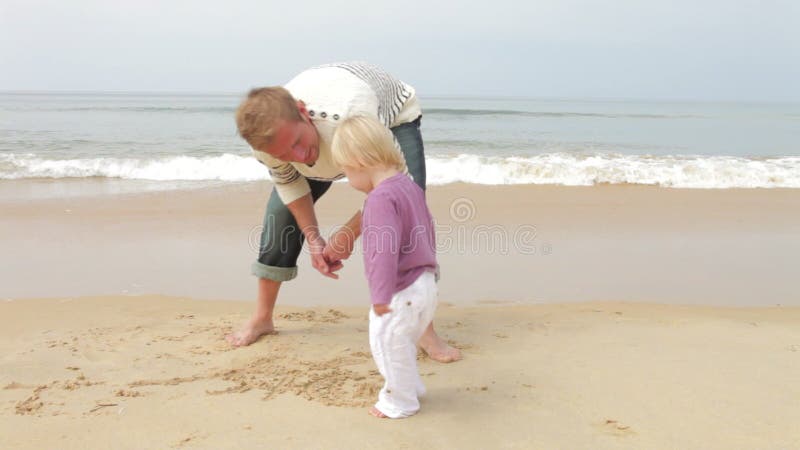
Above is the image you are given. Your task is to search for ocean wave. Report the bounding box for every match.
[1,153,798,188]
[426,154,800,188]
[0,153,267,181]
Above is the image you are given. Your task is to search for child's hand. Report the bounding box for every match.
[308,236,342,279]
[324,226,356,263]
[373,304,392,316]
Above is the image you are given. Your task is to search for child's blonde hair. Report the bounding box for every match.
[235,87,302,149]
[331,116,406,171]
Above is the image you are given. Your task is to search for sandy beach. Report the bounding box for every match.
[2,181,799,448]
[2,297,799,449]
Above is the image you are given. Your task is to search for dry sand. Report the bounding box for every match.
[1,297,799,449]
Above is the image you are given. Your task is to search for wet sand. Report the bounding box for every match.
[1,180,798,306]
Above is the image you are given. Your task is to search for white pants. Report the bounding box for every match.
[369,271,438,418]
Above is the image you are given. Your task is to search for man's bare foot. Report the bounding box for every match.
[419,333,462,363]
[225,317,275,347]
[368,407,388,418]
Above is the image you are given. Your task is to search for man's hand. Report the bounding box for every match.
[373,304,392,316]
[285,194,342,279]
[308,236,343,279]
[323,225,357,265]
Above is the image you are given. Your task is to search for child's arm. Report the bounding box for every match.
[323,210,362,263]
[362,193,401,311]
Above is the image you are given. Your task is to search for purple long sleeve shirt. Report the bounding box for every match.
[361,173,437,306]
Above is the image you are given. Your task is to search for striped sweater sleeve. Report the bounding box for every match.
[252,151,311,204]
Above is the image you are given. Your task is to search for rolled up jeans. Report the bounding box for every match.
[251,116,426,281]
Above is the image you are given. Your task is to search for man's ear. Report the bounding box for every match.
[296,100,310,120]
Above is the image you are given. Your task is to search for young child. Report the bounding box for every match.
[331,115,439,419]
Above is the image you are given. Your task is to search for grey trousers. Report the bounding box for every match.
[251,116,426,281]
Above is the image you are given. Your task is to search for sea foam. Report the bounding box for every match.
[2,152,799,189]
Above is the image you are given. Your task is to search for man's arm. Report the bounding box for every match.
[254,151,313,205]
[286,193,342,279]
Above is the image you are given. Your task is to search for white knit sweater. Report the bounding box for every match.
[252,62,422,204]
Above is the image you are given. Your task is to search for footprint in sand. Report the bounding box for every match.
[4,381,36,390]
[458,385,489,393]
[188,345,212,356]
[171,432,208,448]
[123,351,381,408]
[598,419,636,437]
[13,383,53,415]
[279,309,350,324]
[115,389,144,398]
[61,373,104,391]
[15,394,44,415]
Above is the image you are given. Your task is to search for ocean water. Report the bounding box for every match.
[1,92,799,191]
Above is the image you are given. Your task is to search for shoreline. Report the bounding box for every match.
[2,176,800,200]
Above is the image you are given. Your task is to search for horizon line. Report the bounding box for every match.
[0,90,798,105]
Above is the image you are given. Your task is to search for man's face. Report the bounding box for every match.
[257,105,320,165]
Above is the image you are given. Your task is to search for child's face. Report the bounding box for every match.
[342,165,373,193]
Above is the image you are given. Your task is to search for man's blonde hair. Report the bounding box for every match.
[331,116,406,171]
[235,87,301,148]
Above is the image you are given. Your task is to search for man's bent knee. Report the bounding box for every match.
[251,262,298,282]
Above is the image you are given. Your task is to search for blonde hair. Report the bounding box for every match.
[331,115,406,171]
[235,87,301,149]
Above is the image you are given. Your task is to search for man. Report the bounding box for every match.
[228,62,461,363]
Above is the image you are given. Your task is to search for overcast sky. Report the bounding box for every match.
[1,0,798,101]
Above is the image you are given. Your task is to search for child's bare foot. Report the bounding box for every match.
[225,317,275,347]
[418,333,462,363]
[368,407,388,418]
